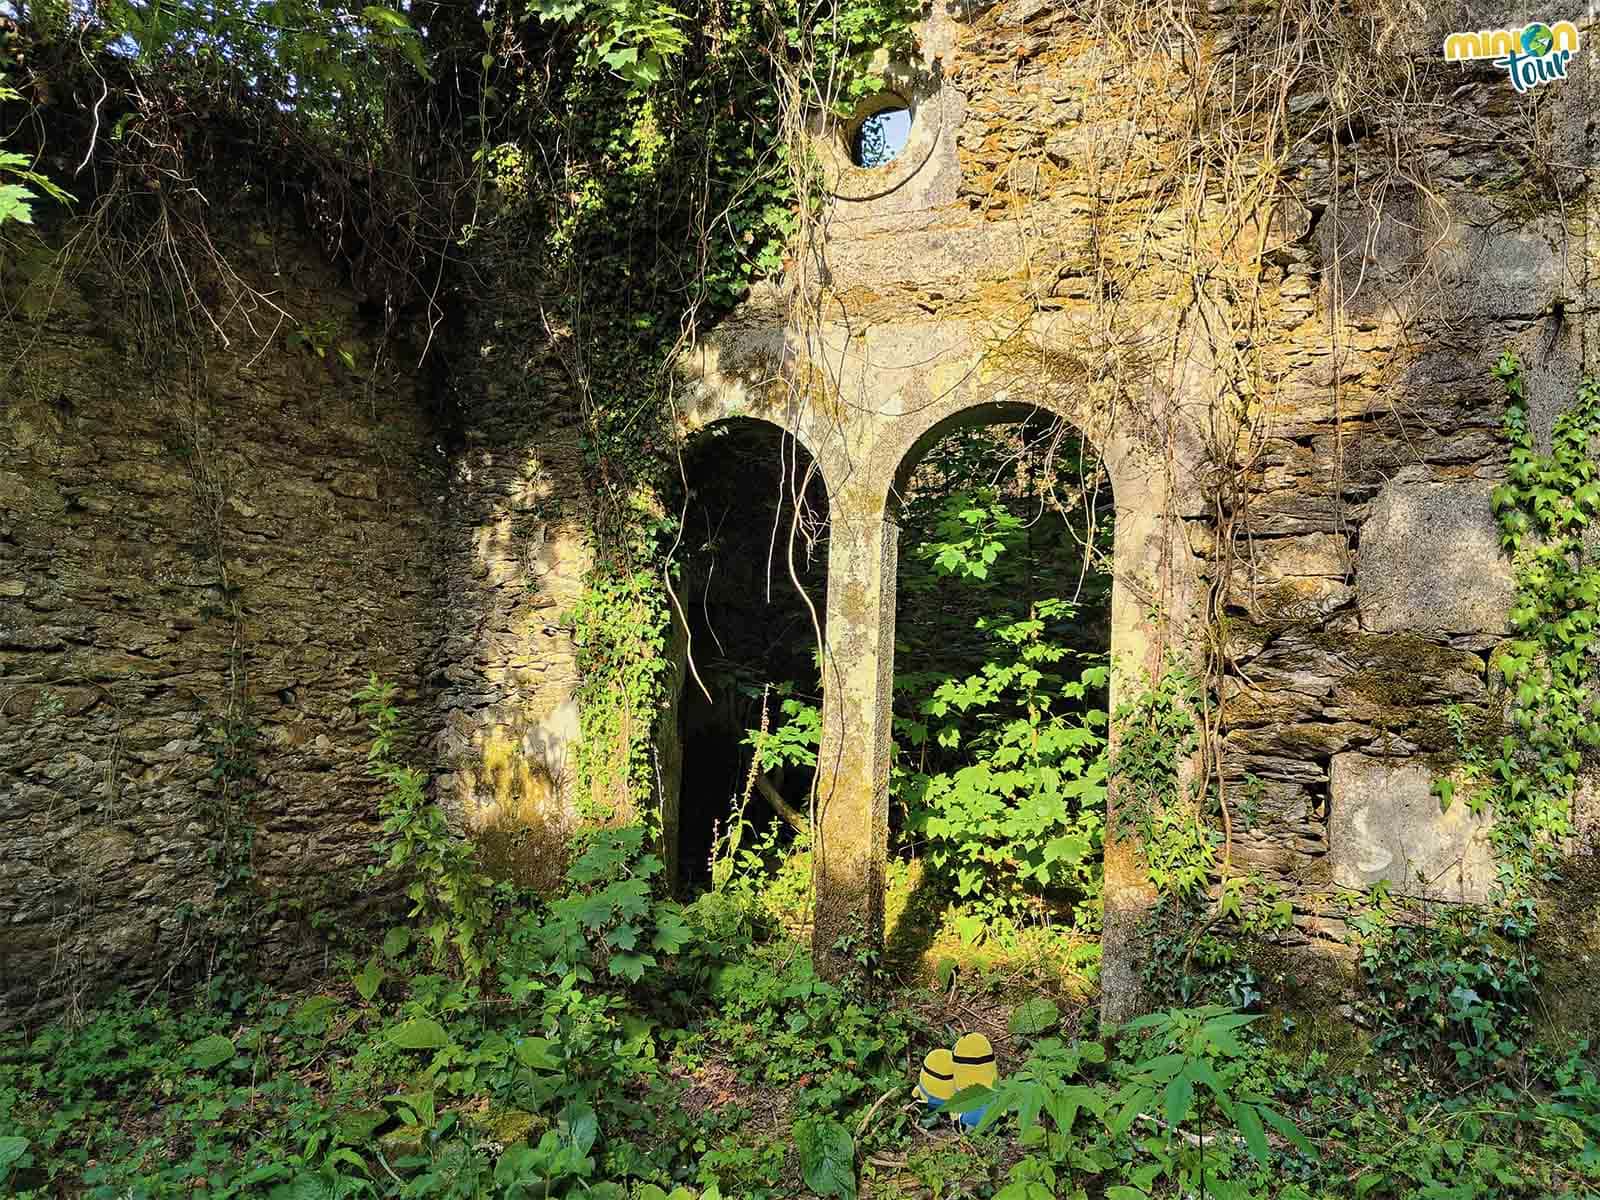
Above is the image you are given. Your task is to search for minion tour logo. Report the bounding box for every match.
[1443,20,1582,91]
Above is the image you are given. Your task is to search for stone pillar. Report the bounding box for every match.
[811,495,898,978]
[1100,838,1157,1024]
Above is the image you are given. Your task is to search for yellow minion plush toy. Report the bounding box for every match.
[950,1032,997,1128]
[917,1048,957,1110]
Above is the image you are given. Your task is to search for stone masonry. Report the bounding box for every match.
[3,1,1599,1021]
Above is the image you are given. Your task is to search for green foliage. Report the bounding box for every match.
[793,1116,856,1198]
[0,77,70,226]
[358,675,498,977]
[743,696,821,772]
[1140,876,1295,1010]
[945,1005,1315,1200]
[529,0,690,91]
[900,599,1109,933]
[1111,663,1215,899]
[914,487,1024,582]
[1483,352,1600,894]
[570,559,675,821]
[94,0,428,117]
[5,913,1600,1200]
[504,825,694,985]
[1352,894,1540,1080]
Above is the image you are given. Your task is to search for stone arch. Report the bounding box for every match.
[806,384,1196,1018]
[680,412,833,498]
[878,395,1164,698]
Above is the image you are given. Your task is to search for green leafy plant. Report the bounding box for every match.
[794,1115,856,1199]
[510,824,694,984]
[1484,351,1600,894]
[357,675,498,976]
[949,1006,1316,1200]
[0,77,70,226]
[899,599,1109,934]
[1351,894,1540,1079]
[1112,663,1215,900]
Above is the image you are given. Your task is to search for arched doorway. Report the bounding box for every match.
[884,408,1115,964]
[661,419,830,894]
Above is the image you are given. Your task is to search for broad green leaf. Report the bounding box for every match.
[389,1017,450,1050]
[337,1109,387,1142]
[1008,998,1060,1036]
[353,955,383,1002]
[293,994,341,1034]
[560,1099,599,1155]
[514,1036,560,1070]
[1163,1074,1194,1127]
[1234,1101,1269,1165]
[382,926,411,958]
[1257,1101,1316,1158]
[0,1137,29,1169]
[794,1116,856,1199]
[188,1034,236,1070]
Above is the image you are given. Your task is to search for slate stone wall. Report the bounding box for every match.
[429,227,599,893]
[0,214,444,1021]
[4,0,1599,1020]
[812,0,1598,958]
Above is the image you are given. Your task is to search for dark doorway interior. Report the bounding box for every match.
[670,421,829,893]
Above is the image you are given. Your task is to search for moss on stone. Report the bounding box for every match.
[1531,854,1600,1047]
[469,1106,545,1146]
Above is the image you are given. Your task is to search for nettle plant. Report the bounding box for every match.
[949,1005,1314,1200]
[508,825,694,985]
[358,675,499,978]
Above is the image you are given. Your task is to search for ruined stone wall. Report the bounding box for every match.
[429,222,600,892]
[712,0,1599,984]
[0,211,444,1020]
[4,0,1597,1019]
[1213,6,1596,938]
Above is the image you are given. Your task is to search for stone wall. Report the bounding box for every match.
[429,225,601,892]
[694,0,1599,990]
[0,211,444,1020]
[4,0,1598,1018]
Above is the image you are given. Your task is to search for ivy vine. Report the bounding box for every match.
[1481,351,1600,894]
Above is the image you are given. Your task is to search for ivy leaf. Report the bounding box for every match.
[1432,777,1455,813]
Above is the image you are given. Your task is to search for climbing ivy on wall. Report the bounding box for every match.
[1482,351,1600,894]
[541,0,925,818]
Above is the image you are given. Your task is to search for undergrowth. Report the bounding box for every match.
[4,715,1599,1199]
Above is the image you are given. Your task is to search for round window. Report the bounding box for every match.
[851,104,912,168]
